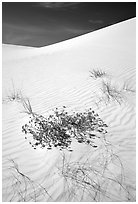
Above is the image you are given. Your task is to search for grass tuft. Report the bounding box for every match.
[21,97,34,116]
[90,69,107,79]
[3,80,22,102]
[100,80,125,105]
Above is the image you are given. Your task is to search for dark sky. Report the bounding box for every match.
[2,2,136,47]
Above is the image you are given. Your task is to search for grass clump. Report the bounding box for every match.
[22,107,108,151]
[100,80,125,105]
[90,69,107,79]
[94,79,136,107]
[7,90,21,102]
[4,80,22,102]
[21,97,34,116]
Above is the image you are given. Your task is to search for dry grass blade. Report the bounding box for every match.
[21,97,34,116]
[57,141,135,202]
[5,159,53,202]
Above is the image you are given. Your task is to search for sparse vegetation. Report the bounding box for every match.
[21,97,34,116]
[2,69,135,201]
[5,150,135,202]
[100,80,124,105]
[6,159,52,202]
[5,141,135,202]
[3,80,22,102]
[90,69,107,79]
[99,80,136,106]
[122,81,136,93]
[89,69,135,107]
[22,107,108,151]
[56,140,135,201]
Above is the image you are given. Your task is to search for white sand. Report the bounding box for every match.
[2,18,136,201]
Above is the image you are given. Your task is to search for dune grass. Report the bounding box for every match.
[6,159,53,202]
[100,80,125,105]
[56,139,135,202]
[89,69,135,107]
[99,80,136,106]
[21,97,34,116]
[3,80,22,103]
[3,80,35,116]
[4,141,135,202]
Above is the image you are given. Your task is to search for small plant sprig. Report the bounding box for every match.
[101,80,124,105]
[122,81,135,93]
[21,97,34,116]
[90,69,107,79]
[22,107,108,151]
[4,79,22,102]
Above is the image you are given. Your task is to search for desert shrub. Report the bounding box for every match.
[90,69,107,79]
[22,107,108,151]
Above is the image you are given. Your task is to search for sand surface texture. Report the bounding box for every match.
[2,18,136,201]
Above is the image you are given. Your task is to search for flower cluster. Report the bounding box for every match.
[22,107,108,151]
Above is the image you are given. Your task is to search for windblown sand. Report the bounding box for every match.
[2,18,136,201]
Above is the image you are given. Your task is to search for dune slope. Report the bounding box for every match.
[2,18,136,201]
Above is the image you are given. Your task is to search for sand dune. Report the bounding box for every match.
[2,18,136,201]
